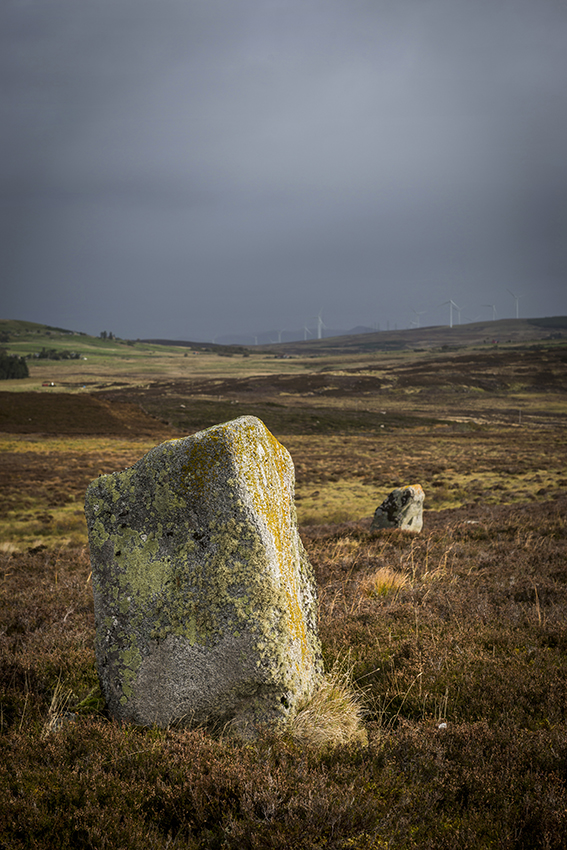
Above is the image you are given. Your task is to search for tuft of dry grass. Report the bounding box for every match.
[289,661,367,748]
[359,565,409,598]
[41,679,74,739]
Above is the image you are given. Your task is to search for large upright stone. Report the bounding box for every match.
[85,415,322,735]
[371,484,424,532]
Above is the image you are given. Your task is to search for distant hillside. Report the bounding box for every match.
[2,316,566,357]
[0,319,85,341]
[140,339,249,354]
[255,316,567,355]
[209,325,377,345]
[139,317,567,354]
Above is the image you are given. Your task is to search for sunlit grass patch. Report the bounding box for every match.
[289,661,367,748]
[359,566,409,598]
[296,478,377,525]
[0,503,88,551]
[0,435,159,454]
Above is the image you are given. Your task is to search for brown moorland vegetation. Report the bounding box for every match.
[1,324,566,848]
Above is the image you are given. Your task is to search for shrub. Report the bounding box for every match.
[0,351,28,379]
[29,347,81,361]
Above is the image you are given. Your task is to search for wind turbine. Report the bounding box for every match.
[412,309,427,328]
[441,300,461,328]
[483,304,497,320]
[276,329,286,343]
[303,326,313,341]
[507,289,524,319]
[311,310,326,339]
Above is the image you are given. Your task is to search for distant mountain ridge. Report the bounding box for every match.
[143,316,567,354]
[205,325,378,346]
[2,316,566,355]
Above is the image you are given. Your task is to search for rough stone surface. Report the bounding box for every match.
[371,484,424,532]
[84,415,322,735]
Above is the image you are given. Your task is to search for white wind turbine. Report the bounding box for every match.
[303,326,313,341]
[311,310,326,339]
[412,309,427,328]
[507,289,524,319]
[441,299,461,328]
[483,304,498,320]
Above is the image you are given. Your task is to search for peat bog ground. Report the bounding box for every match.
[1,328,566,848]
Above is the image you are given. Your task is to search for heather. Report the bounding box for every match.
[2,496,567,848]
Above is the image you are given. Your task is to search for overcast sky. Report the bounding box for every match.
[2,0,566,342]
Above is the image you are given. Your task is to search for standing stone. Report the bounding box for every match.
[371,484,424,532]
[85,415,322,736]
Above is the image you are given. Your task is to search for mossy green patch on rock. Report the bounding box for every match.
[85,415,322,735]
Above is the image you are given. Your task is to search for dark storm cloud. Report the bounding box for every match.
[1,0,566,339]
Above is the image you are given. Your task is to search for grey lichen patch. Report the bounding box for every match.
[85,415,322,734]
[119,645,143,704]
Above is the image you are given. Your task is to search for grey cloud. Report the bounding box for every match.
[1,0,566,339]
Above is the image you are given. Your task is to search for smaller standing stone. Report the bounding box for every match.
[371,485,424,532]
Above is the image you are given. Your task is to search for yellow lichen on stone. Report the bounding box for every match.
[229,422,309,670]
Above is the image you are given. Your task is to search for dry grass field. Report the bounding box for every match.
[1,319,567,848]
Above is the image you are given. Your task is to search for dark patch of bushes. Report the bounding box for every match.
[28,348,81,361]
[0,351,29,379]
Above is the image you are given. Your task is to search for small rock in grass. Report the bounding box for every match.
[371,484,424,532]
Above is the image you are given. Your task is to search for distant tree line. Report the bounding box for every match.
[27,348,81,361]
[0,350,29,379]
[99,331,115,339]
[217,346,250,357]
